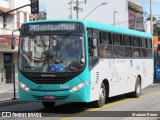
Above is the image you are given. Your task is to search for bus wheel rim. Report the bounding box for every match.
[136,84,140,95]
[99,88,105,103]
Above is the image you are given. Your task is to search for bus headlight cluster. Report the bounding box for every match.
[157,69,160,72]
[19,82,30,92]
[70,81,87,92]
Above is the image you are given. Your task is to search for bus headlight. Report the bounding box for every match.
[70,81,87,92]
[19,82,30,92]
[157,69,160,72]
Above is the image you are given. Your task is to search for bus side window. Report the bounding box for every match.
[88,29,98,57]
[141,38,148,58]
[99,32,112,58]
[133,37,140,58]
[147,39,152,48]
[99,31,106,58]
[147,39,152,58]
[88,29,93,56]
[88,29,99,68]
[90,37,98,57]
[106,33,112,58]
[124,35,132,58]
[113,33,123,58]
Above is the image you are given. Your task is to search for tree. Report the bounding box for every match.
[146,16,157,21]
[153,25,160,36]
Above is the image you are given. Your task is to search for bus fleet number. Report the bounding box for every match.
[60,85,69,89]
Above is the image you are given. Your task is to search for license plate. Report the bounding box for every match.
[44,95,56,100]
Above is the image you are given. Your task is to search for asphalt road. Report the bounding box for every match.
[0,82,160,120]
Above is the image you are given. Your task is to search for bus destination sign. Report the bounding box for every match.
[29,23,78,32]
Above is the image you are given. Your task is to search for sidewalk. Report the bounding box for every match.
[0,83,21,106]
[0,83,18,94]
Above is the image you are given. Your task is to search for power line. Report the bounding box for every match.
[110,17,149,26]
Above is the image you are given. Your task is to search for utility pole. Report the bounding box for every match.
[113,11,118,26]
[71,0,86,19]
[68,0,73,19]
[150,0,153,34]
[76,0,79,19]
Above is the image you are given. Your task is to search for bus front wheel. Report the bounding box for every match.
[93,83,106,108]
[42,102,55,109]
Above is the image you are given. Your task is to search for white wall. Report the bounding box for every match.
[144,21,151,34]
[45,0,129,28]
[0,0,31,35]
[13,0,30,29]
[7,15,15,29]
[0,0,9,8]
[13,0,30,12]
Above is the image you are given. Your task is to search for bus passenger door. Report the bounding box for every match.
[88,29,101,101]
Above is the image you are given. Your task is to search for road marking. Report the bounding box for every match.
[61,91,160,120]
[140,91,160,98]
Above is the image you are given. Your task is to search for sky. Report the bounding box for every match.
[39,0,46,11]
[134,0,160,18]
[39,0,160,18]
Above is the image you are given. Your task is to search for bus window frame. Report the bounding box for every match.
[87,28,100,70]
[123,35,132,58]
[112,33,123,58]
[99,31,112,58]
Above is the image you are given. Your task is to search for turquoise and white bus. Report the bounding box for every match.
[18,20,153,108]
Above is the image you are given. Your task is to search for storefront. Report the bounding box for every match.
[0,35,19,84]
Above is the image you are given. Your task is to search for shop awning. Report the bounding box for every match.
[0,6,16,15]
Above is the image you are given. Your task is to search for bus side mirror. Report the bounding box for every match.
[11,37,16,49]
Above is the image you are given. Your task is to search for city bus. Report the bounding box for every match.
[17,20,153,108]
[155,44,160,79]
[153,35,160,79]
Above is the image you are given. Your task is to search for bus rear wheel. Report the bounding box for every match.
[93,83,106,108]
[42,102,55,109]
[131,77,141,98]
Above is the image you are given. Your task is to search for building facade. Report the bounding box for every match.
[128,0,144,31]
[0,0,33,84]
[36,11,47,20]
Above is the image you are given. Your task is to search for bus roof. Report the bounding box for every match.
[22,19,152,39]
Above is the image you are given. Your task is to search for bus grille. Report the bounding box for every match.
[28,77,71,84]
[32,95,69,100]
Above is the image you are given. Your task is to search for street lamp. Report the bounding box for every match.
[150,0,153,34]
[113,10,118,26]
[83,2,107,20]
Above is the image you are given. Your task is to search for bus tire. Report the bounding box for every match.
[130,77,141,98]
[42,102,55,109]
[93,83,106,108]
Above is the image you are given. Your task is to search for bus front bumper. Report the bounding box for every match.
[18,85,89,102]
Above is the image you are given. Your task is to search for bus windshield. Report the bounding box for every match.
[19,34,85,73]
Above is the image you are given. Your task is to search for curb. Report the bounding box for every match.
[0,99,27,107]
[0,91,18,94]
